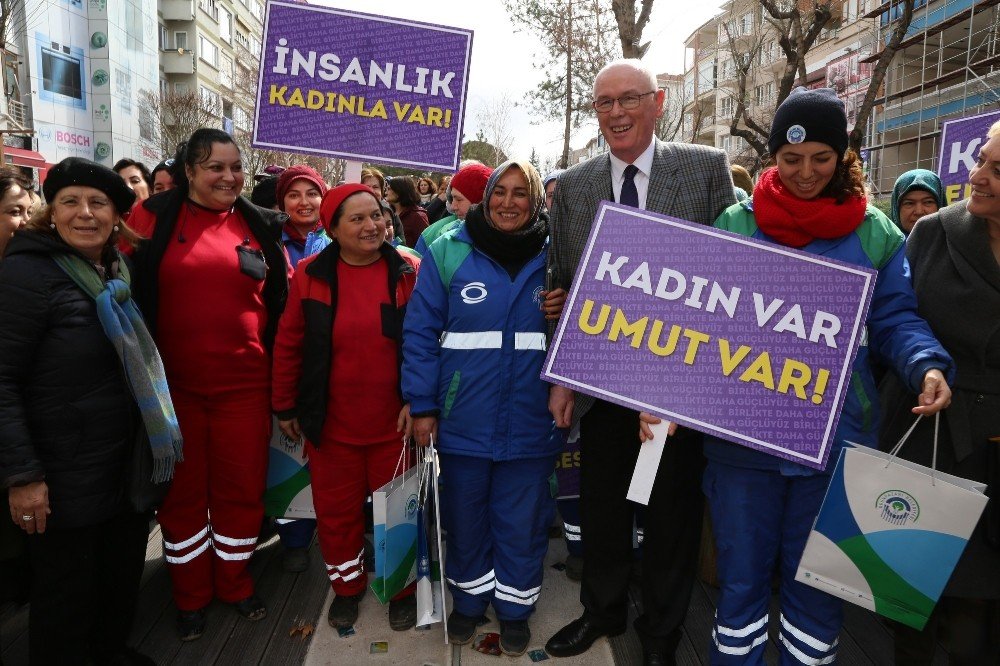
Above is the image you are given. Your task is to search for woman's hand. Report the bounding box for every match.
[911,369,952,416]
[9,481,50,535]
[278,418,302,442]
[413,416,438,447]
[397,404,413,440]
[549,385,574,428]
[639,412,678,442]
[540,288,567,321]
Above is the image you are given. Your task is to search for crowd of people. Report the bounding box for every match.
[1,56,998,666]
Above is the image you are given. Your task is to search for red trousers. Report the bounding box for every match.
[158,386,271,611]
[307,438,413,598]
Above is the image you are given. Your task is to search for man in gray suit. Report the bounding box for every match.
[544,59,735,665]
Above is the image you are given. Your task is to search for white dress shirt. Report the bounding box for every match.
[609,139,655,210]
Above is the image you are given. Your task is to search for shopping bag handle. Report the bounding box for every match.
[390,436,410,483]
[884,412,940,486]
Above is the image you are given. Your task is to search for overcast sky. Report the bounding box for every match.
[309,0,724,165]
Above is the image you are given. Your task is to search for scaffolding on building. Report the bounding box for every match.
[863,0,1000,194]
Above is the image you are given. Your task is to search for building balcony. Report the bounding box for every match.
[161,0,195,21]
[199,0,220,22]
[4,98,29,128]
[161,49,195,75]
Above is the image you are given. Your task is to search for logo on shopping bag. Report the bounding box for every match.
[406,493,418,518]
[876,490,919,525]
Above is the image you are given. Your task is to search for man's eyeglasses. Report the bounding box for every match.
[592,91,657,113]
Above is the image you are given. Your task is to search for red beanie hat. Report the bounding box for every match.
[319,183,378,232]
[276,165,328,211]
[449,163,493,204]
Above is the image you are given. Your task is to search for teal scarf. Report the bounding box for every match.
[53,253,182,482]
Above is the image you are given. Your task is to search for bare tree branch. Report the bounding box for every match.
[849,0,915,154]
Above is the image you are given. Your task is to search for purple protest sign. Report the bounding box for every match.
[254,2,472,171]
[937,110,1000,204]
[542,203,876,471]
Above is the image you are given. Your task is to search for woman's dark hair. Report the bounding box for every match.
[764,148,867,204]
[172,128,240,191]
[379,198,404,240]
[112,158,152,189]
[150,158,174,182]
[819,149,866,204]
[0,166,32,202]
[417,177,436,195]
[387,176,420,209]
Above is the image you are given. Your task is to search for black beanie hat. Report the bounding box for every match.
[250,176,279,209]
[767,87,848,157]
[43,157,136,213]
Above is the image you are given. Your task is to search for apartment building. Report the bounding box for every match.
[681,0,1000,193]
[157,0,265,153]
[865,0,1000,193]
[1,0,160,175]
[682,1,874,169]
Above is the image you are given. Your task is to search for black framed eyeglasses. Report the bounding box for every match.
[592,91,657,113]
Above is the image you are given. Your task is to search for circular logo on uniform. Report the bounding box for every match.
[786,124,807,144]
[876,490,919,526]
[461,281,488,305]
[532,285,544,306]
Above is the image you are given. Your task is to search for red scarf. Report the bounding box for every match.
[751,167,867,248]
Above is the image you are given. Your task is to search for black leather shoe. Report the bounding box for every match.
[499,620,531,657]
[327,590,365,628]
[233,594,267,621]
[176,608,206,641]
[447,610,483,645]
[388,594,417,631]
[645,651,669,666]
[545,616,626,657]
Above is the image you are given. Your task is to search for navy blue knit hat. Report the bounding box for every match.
[768,87,848,157]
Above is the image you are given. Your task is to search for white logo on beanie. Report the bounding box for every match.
[786,125,807,144]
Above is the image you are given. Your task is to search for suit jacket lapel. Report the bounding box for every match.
[647,139,680,215]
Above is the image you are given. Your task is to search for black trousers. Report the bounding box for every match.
[579,400,705,656]
[27,511,150,665]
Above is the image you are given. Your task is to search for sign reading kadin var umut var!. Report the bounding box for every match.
[542,203,876,470]
[937,110,1000,204]
[254,2,473,171]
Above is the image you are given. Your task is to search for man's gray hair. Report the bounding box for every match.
[593,59,658,97]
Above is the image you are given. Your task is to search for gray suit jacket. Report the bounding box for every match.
[548,138,736,422]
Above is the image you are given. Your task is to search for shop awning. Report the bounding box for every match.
[3,147,49,169]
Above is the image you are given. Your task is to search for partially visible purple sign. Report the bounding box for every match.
[937,110,1000,204]
[254,2,472,171]
[542,203,876,471]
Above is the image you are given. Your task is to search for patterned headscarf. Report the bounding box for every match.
[481,159,545,231]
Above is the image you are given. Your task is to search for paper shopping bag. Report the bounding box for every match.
[415,443,446,629]
[796,443,987,630]
[264,416,315,519]
[371,456,420,604]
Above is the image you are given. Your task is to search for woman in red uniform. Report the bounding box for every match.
[129,128,290,641]
[271,183,420,632]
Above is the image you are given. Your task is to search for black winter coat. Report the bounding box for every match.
[0,232,136,529]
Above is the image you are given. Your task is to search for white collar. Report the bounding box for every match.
[609,138,655,182]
